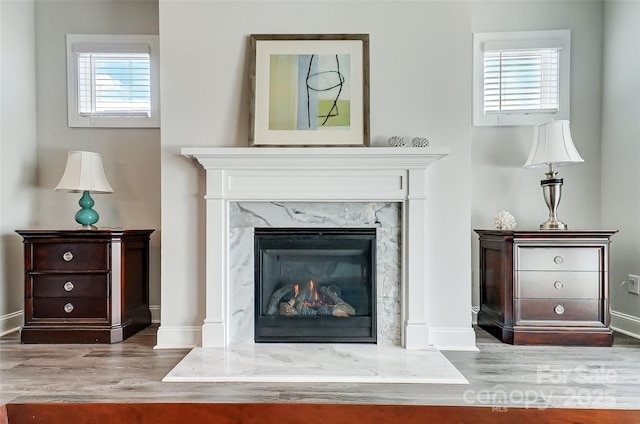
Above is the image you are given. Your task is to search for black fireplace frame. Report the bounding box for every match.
[254,227,377,343]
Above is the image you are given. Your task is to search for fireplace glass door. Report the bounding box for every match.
[254,228,376,343]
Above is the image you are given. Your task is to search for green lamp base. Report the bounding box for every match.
[75,191,100,230]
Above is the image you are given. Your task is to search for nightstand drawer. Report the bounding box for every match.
[32,297,108,319]
[517,271,600,299]
[516,299,601,323]
[516,247,601,271]
[32,274,107,298]
[32,243,108,271]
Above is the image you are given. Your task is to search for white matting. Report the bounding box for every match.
[163,343,469,384]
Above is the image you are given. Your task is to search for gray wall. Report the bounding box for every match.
[157,0,475,348]
[602,0,640,336]
[32,0,162,320]
[470,0,605,312]
[0,0,38,334]
[0,0,162,334]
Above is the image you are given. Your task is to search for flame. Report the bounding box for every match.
[290,279,339,309]
[309,280,319,301]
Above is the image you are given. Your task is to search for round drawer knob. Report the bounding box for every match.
[554,281,564,290]
[62,251,74,262]
[554,304,565,315]
[63,281,75,292]
[63,303,74,313]
[553,255,563,265]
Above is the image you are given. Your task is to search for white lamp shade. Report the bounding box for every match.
[524,120,584,168]
[55,151,114,193]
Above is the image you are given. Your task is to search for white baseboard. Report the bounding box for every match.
[154,323,479,350]
[429,326,479,351]
[403,321,432,349]
[155,325,201,349]
[611,310,640,340]
[471,306,480,325]
[0,310,23,337]
[150,304,161,323]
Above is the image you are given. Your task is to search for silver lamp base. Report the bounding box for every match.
[540,218,568,230]
[540,176,567,230]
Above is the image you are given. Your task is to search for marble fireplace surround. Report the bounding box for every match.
[182,146,450,349]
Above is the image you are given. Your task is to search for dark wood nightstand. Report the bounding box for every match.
[475,230,616,346]
[16,229,154,343]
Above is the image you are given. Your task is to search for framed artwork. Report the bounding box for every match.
[249,34,370,147]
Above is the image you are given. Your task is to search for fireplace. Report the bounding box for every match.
[254,228,376,343]
[176,147,479,350]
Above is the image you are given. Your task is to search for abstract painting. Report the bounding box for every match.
[250,34,369,146]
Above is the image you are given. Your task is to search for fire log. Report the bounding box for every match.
[279,302,296,316]
[332,306,351,317]
[267,285,294,315]
[320,286,355,316]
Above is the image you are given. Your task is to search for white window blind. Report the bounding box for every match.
[483,48,560,114]
[66,34,160,128]
[473,30,570,126]
[77,52,151,117]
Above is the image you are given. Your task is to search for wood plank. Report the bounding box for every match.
[4,403,640,424]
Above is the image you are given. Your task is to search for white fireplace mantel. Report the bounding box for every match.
[182,146,450,349]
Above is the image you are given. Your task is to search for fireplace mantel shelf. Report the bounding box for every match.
[181,147,451,170]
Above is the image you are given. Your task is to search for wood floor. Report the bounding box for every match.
[1,325,639,411]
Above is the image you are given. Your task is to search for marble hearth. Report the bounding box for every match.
[182,147,450,349]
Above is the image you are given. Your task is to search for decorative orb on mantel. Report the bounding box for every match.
[411,137,429,147]
[387,136,407,147]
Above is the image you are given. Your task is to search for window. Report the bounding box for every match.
[473,30,570,126]
[66,34,160,128]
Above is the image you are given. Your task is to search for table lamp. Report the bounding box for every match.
[55,151,114,230]
[524,120,584,230]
